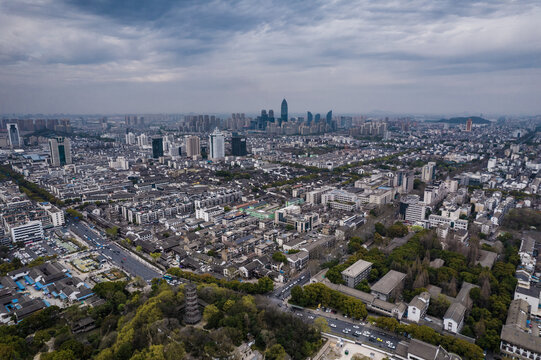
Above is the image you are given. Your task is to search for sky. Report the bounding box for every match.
[0,0,540,115]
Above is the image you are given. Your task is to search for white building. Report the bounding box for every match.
[443,302,466,334]
[421,162,436,182]
[125,132,136,145]
[195,206,224,222]
[407,292,430,323]
[11,220,44,243]
[428,214,468,231]
[209,128,225,160]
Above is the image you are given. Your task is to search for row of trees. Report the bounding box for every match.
[0,164,64,206]
[290,282,368,319]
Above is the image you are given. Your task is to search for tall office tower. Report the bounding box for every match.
[152,138,164,159]
[280,98,288,124]
[315,113,321,123]
[258,110,269,130]
[268,109,275,123]
[307,111,313,125]
[7,123,21,148]
[466,118,472,132]
[49,137,72,167]
[231,133,247,156]
[209,128,225,160]
[185,135,201,157]
[326,110,333,125]
[421,162,436,182]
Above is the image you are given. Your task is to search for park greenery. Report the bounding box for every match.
[0,280,322,359]
[323,226,519,353]
[501,208,541,230]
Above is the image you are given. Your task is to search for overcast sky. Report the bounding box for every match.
[0,0,540,115]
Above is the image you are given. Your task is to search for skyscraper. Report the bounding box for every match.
[280,98,288,124]
[7,123,21,148]
[231,133,247,156]
[49,137,72,167]
[326,110,333,125]
[152,137,164,159]
[185,136,201,157]
[315,113,321,123]
[466,118,472,132]
[209,128,225,160]
[307,111,313,125]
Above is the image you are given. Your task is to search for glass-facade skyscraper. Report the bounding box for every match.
[152,138,164,159]
[280,98,288,124]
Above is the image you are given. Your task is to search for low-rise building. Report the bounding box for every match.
[370,270,406,301]
[408,292,430,323]
[443,302,466,334]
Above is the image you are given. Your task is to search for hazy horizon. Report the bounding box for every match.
[1,0,540,115]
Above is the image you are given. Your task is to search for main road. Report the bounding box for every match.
[66,220,162,281]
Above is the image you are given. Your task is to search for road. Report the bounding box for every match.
[272,270,311,300]
[66,221,162,281]
[287,306,400,352]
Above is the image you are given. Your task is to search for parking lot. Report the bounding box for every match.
[13,235,81,264]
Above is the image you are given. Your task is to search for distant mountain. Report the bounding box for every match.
[434,116,491,125]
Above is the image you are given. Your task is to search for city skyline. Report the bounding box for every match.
[0,0,540,115]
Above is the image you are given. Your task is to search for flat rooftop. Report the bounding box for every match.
[341,259,373,278]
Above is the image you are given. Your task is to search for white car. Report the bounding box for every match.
[330,324,337,328]
[308,315,314,319]
[342,329,349,334]
[353,325,359,329]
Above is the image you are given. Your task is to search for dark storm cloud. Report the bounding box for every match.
[0,0,540,114]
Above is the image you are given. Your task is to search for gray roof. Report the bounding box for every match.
[506,299,529,327]
[444,302,466,324]
[341,259,372,278]
[501,325,541,353]
[515,285,541,298]
[409,339,439,360]
[455,282,478,305]
[370,270,406,295]
[409,292,430,311]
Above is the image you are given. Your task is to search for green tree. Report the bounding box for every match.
[313,317,330,333]
[374,222,386,236]
[266,344,287,360]
[272,252,287,263]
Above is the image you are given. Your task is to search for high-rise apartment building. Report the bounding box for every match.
[231,133,247,156]
[125,132,136,145]
[421,162,436,183]
[49,137,72,167]
[209,128,225,160]
[466,118,473,132]
[185,136,201,157]
[152,138,164,159]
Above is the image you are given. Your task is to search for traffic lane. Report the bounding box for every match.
[274,271,311,299]
[69,223,161,281]
[295,311,399,351]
